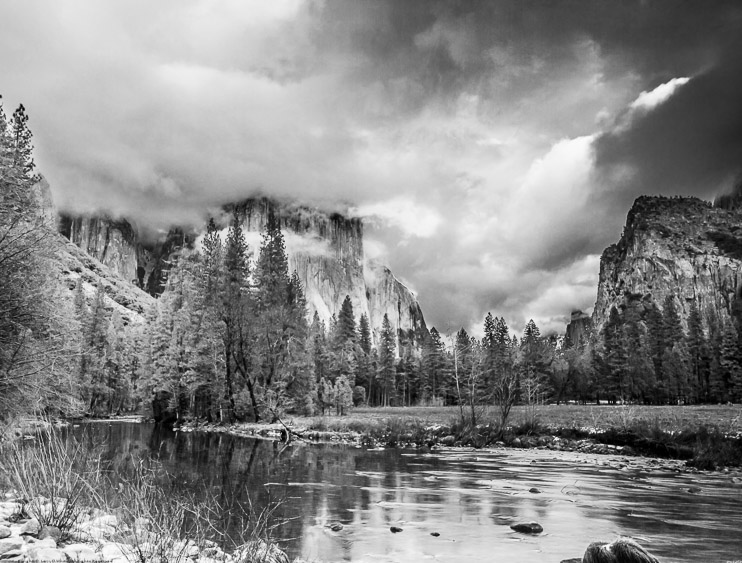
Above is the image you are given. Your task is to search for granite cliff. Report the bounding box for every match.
[34,180,155,325]
[58,214,192,296]
[60,198,428,346]
[227,199,427,345]
[593,195,742,332]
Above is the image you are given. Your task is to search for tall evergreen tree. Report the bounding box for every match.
[600,306,626,403]
[378,314,396,406]
[221,212,251,421]
[337,295,356,345]
[686,299,709,402]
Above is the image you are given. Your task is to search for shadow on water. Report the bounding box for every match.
[69,422,742,563]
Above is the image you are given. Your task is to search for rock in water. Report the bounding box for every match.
[19,518,40,536]
[0,539,23,557]
[582,538,660,563]
[0,528,9,540]
[325,522,344,532]
[390,526,403,533]
[38,525,61,541]
[509,522,543,534]
[529,487,542,494]
[430,532,440,537]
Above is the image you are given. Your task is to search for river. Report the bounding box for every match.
[71,422,742,563]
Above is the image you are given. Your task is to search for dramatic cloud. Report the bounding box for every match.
[2,0,741,335]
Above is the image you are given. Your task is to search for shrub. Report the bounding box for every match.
[0,424,104,538]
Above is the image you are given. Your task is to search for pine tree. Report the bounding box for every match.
[337,295,356,345]
[662,295,684,348]
[600,306,626,403]
[686,299,709,402]
[221,212,252,421]
[482,312,497,390]
[255,209,288,310]
[378,313,396,406]
[720,321,742,402]
[645,301,666,402]
[10,103,36,179]
[358,314,372,355]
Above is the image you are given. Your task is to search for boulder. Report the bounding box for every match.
[24,546,66,561]
[63,543,101,561]
[0,539,23,557]
[0,548,22,560]
[582,538,660,563]
[389,527,403,533]
[509,522,543,534]
[30,537,57,549]
[440,435,455,446]
[325,522,343,532]
[19,518,40,536]
[528,487,542,494]
[100,542,130,561]
[38,525,62,542]
[0,529,9,541]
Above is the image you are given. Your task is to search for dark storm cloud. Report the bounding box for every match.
[2,0,740,335]
[594,38,742,213]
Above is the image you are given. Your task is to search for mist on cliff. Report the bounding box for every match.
[2,1,742,335]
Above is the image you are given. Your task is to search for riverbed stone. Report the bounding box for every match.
[0,529,9,540]
[0,548,22,561]
[582,538,659,563]
[25,545,66,561]
[389,526,403,533]
[440,435,455,446]
[19,518,40,536]
[38,525,62,542]
[510,522,543,534]
[63,543,100,561]
[528,487,542,494]
[0,539,23,557]
[325,522,343,532]
[100,542,130,561]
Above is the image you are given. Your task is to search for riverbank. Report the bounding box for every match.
[0,425,293,563]
[176,403,742,470]
[0,496,289,563]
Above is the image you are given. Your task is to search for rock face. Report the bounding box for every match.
[61,198,428,347]
[59,214,192,296]
[228,199,427,346]
[593,195,742,332]
[53,231,155,325]
[565,310,592,346]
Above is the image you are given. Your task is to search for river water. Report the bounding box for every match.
[73,422,742,563]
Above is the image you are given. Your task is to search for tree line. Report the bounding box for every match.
[4,99,742,428]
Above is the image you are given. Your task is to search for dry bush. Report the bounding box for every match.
[0,424,104,536]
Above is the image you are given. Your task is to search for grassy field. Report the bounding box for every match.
[285,403,742,435]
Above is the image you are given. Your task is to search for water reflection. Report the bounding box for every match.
[72,423,742,563]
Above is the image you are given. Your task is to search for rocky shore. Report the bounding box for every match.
[175,420,720,474]
[0,495,290,563]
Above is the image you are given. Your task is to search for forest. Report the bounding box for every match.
[3,100,742,428]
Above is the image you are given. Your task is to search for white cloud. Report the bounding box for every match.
[630,77,691,112]
[350,198,442,239]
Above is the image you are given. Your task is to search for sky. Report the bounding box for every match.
[2,0,742,336]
